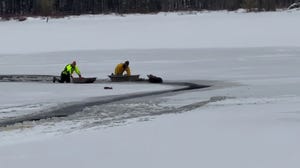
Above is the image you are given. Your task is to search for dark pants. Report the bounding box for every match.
[58,73,71,83]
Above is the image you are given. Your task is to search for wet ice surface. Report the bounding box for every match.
[0,79,214,136]
[0,103,55,119]
[1,47,300,136]
[0,88,200,145]
[1,47,300,168]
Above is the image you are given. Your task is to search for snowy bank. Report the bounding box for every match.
[0,11,300,54]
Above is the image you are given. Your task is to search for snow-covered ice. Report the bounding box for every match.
[1,11,300,168]
[0,11,300,54]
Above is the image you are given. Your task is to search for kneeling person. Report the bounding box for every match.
[53,61,82,83]
[114,61,131,76]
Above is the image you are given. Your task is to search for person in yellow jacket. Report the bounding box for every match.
[53,61,82,83]
[114,61,131,76]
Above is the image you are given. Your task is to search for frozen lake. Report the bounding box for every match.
[1,11,300,168]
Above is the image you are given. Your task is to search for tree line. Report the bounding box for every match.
[0,0,296,18]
